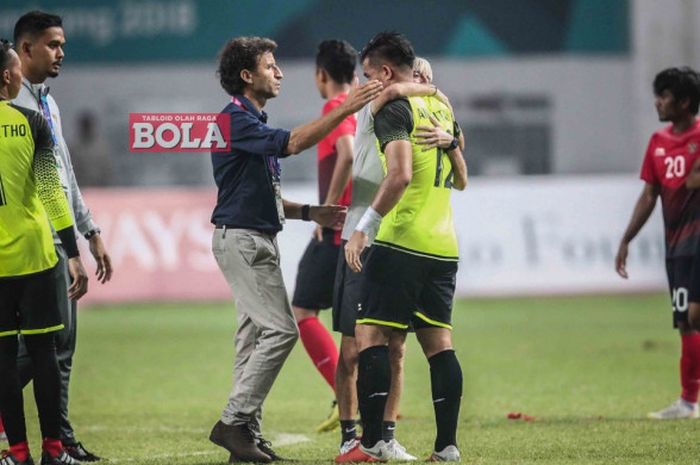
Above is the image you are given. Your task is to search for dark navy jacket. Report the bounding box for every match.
[210,94,291,233]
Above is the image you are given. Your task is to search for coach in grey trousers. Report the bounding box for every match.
[12,11,113,462]
[208,36,381,463]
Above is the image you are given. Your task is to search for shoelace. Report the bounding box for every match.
[256,438,277,456]
[236,423,256,442]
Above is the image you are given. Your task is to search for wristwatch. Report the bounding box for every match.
[301,204,311,221]
[446,137,459,152]
[84,228,101,240]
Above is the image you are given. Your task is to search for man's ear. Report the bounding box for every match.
[240,69,254,85]
[20,40,32,59]
[318,68,329,84]
[681,97,692,112]
[1,69,10,86]
[381,64,393,81]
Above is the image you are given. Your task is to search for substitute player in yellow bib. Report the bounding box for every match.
[372,95,460,262]
[0,39,87,465]
[339,32,466,463]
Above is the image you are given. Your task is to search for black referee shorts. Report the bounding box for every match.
[0,265,63,337]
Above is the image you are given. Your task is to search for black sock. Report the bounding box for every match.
[24,333,61,440]
[357,345,390,448]
[340,420,357,444]
[381,421,395,442]
[429,350,462,451]
[0,335,27,445]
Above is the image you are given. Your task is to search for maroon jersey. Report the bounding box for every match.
[318,93,356,245]
[640,119,700,257]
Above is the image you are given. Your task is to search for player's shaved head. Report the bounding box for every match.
[13,10,62,44]
[218,36,278,96]
[360,32,414,72]
[653,67,700,115]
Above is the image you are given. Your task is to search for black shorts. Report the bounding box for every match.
[358,245,457,330]
[0,266,63,337]
[666,253,700,328]
[292,234,341,310]
[332,240,370,337]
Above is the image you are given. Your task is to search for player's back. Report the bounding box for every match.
[375,96,458,261]
[0,101,59,277]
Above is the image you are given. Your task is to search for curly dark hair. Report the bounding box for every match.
[316,39,357,84]
[653,67,700,115]
[360,31,414,71]
[218,36,277,96]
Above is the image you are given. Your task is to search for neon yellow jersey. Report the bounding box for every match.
[0,101,73,277]
[374,96,458,261]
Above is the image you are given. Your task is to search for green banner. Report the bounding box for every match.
[0,0,629,63]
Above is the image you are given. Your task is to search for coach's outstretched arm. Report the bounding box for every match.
[285,80,382,154]
[615,183,660,278]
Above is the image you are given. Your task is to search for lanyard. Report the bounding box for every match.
[231,96,281,179]
[23,82,58,145]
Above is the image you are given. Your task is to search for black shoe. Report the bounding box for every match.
[0,451,34,465]
[229,438,292,462]
[209,420,271,463]
[62,443,99,463]
[40,451,79,465]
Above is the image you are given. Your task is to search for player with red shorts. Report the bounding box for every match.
[617,67,700,419]
[291,40,357,431]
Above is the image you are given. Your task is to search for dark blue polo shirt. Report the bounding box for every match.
[211,94,291,233]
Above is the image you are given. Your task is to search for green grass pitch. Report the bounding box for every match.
[16,294,700,464]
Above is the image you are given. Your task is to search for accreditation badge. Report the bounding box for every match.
[272,179,285,225]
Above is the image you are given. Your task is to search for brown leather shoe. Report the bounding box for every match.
[209,420,271,463]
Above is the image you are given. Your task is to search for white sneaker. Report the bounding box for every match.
[339,438,360,455]
[429,445,461,462]
[383,439,417,461]
[359,440,417,461]
[647,399,699,419]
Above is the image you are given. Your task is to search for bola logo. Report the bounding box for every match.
[128,113,231,152]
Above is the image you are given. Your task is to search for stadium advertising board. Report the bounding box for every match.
[78,175,665,305]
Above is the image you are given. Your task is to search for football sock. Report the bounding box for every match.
[298,316,339,389]
[680,332,700,404]
[24,334,61,440]
[429,350,463,452]
[8,442,30,462]
[357,346,390,448]
[0,335,28,446]
[381,420,396,442]
[42,438,63,458]
[340,420,357,443]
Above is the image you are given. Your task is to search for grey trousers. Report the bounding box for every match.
[17,245,77,442]
[212,228,298,428]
